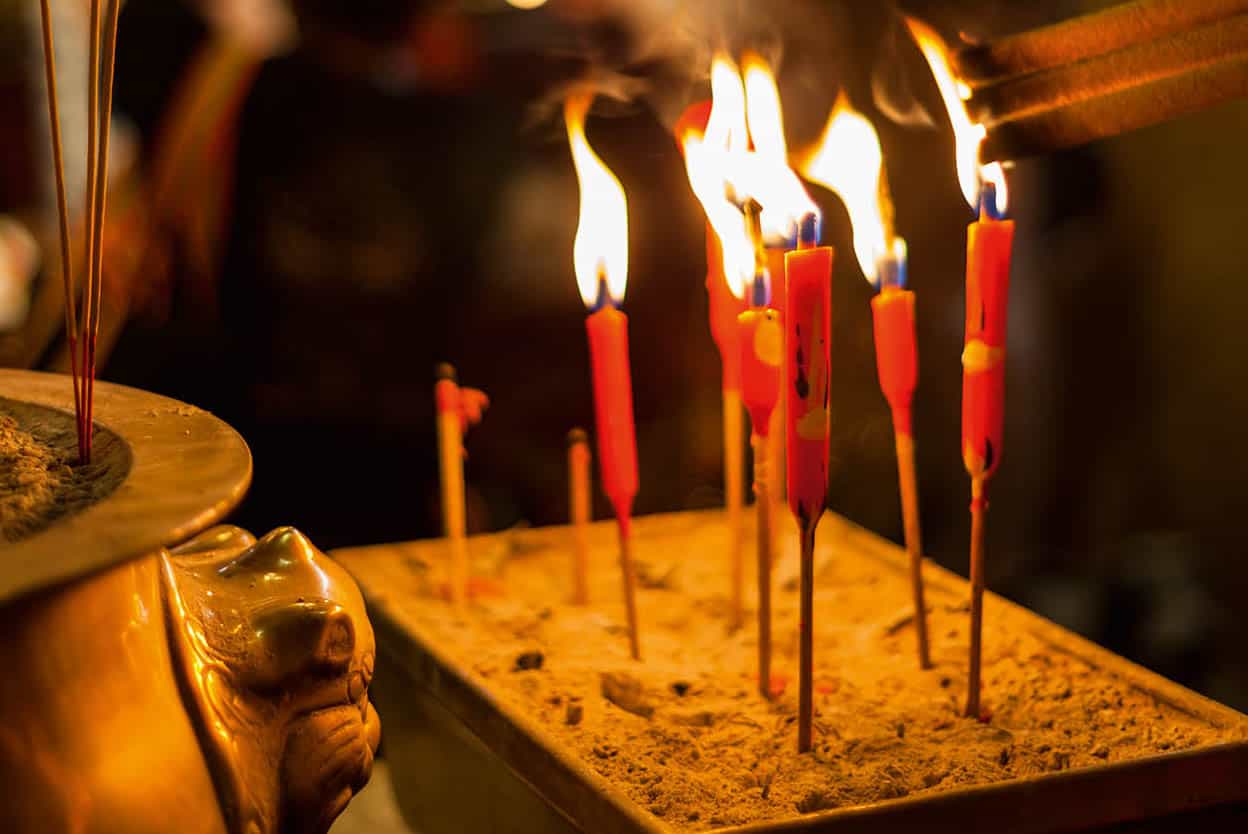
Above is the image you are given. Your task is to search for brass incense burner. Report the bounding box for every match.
[0,370,379,834]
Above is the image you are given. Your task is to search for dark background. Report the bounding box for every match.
[6,0,1246,712]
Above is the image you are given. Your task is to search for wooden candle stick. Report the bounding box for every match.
[707,232,748,628]
[435,364,488,608]
[568,428,592,605]
[785,217,833,753]
[435,364,469,608]
[739,304,782,699]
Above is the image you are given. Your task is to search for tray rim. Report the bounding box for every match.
[336,509,1248,834]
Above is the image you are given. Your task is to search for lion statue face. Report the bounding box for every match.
[161,525,380,834]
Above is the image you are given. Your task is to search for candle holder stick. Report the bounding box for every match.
[724,391,746,628]
[568,428,592,605]
[615,512,641,661]
[966,475,987,718]
[895,430,932,669]
[751,433,773,699]
[796,520,817,752]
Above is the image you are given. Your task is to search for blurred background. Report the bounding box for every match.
[0,0,1245,714]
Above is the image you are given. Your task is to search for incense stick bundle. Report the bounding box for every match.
[954,0,1248,83]
[957,3,1248,160]
[980,51,1248,161]
[38,0,121,462]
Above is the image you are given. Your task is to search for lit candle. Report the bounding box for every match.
[798,98,932,670]
[907,15,1015,718]
[785,216,833,753]
[565,89,642,661]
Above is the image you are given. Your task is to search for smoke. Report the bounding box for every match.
[870,11,937,130]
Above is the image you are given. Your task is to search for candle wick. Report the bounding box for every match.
[797,213,818,250]
[978,182,1006,221]
[592,270,614,312]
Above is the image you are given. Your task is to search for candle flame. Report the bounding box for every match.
[566,90,629,308]
[683,56,752,297]
[739,53,821,246]
[904,16,1008,216]
[681,53,820,298]
[797,96,897,286]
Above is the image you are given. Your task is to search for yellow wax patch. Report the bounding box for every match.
[961,339,1005,373]
[797,407,829,441]
[753,317,783,367]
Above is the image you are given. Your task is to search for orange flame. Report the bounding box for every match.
[683,54,754,297]
[682,53,820,297]
[797,96,904,286]
[905,16,1008,215]
[566,90,629,307]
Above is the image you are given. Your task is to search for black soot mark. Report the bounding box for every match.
[793,324,809,399]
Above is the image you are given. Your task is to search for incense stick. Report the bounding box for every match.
[894,431,932,669]
[82,0,121,462]
[966,475,987,718]
[752,433,773,700]
[36,0,84,459]
[79,0,100,454]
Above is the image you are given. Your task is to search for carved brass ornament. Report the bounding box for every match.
[163,526,381,834]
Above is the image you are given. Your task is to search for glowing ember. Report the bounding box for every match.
[905,16,1008,216]
[797,96,905,286]
[565,89,629,308]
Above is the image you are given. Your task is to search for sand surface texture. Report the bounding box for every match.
[341,511,1247,831]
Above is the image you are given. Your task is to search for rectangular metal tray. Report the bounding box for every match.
[335,511,1248,834]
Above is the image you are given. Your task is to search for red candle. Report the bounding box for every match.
[739,307,782,434]
[962,212,1014,484]
[586,303,639,520]
[784,245,833,529]
[871,288,918,438]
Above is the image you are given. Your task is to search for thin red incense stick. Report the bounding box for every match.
[36,0,84,460]
[79,0,101,456]
[82,0,121,463]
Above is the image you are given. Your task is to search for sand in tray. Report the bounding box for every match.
[0,399,127,544]
[350,513,1248,831]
